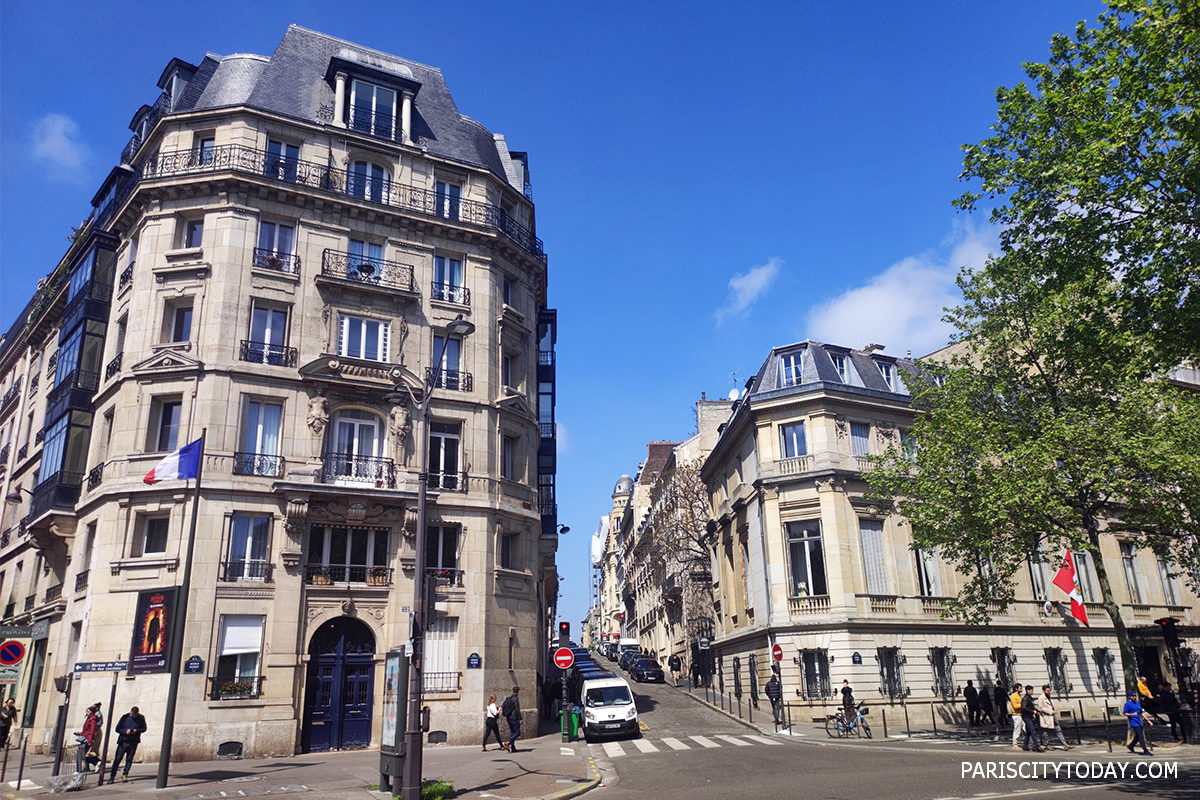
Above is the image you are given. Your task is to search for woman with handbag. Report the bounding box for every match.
[483,693,504,752]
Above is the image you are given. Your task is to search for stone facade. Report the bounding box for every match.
[0,26,559,760]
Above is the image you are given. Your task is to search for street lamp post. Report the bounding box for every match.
[398,314,474,800]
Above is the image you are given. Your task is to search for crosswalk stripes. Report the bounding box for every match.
[632,739,659,753]
[602,741,626,757]
[742,735,784,746]
[714,735,753,747]
[689,735,721,748]
[660,737,689,750]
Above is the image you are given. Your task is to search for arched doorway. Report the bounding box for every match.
[301,617,376,752]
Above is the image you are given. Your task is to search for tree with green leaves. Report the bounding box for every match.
[868,0,1200,693]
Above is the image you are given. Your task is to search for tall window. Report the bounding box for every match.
[350,80,396,139]
[432,256,466,304]
[432,334,464,389]
[135,516,170,557]
[779,352,803,388]
[859,519,888,595]
[424,618,459,692]
[786,520,826,597]
[435,181,461,220]
[779,421,806,459]
[1029,550,1051,601]
[501,435,518,481]
[877,361,896,390]
[307,526,389,582]
[425,525,459,571]
[429,422,461,490]
[238,400,282,476]
[185,219,204,249]
[916,547,942,596]
[877,647,905,699]
[1044,647,1067,694]
[246,305,289,365]
[216,615,265,685]
[265,139,299,182]
[348,160,390,203]
[831,353,848,382]
[1092,647,1117,695]
[328,410,383,479]
[226,515,270,580]
[991,647,1014,691]
[257,221,295,258]
[167,301,193,343]
[1073,550,1099,602]
[154,399,182,452]
[1158,558,1180,605]
[931,647,954,697]
[500,532,515,570]
[799,649,830,699]
[348,239,384,282]
[850,422,870,456]
[338,315,389,362]
[1119,542,1144,604]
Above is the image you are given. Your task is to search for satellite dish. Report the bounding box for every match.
[729,388,740,401]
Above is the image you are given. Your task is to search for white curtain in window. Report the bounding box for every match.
[917,547,942,596]
[859,520,888,595]
[220,615,264,656]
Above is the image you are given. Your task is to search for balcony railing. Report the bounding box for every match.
[30,470,84,519]
[1,380,20,408]
[114,145,544,259]
[321,453,396,488]
[23,595,35,612]
[16,444,27,462]
[87,463,104,490]
[305,565,394,585]
[788,595,831,615]
[776,456,812,476]
[854,455,873,472]
[347,108,398,141]
[428,471,468,492]
[29,373,39,393]
[105,352,123,380]
[4,603,14,619]
[44,584,63,604]
[232,452,285,477]
[119,263,134,289]
[321,249,413,292]
[0,444,9,465]
[208,675,264,701]
[0,529,9,549]
[430,282,470,306]
[425,567,465,588]
[422,671,462,694]
[220,560,274,582]
[239,340,298,368]
[46,369,100,410]
[75,570,89,592]
[252,247,301,275]
[45,351,57,376]
[119,92,170,164]
[425,367,472,392]
[34,428,45,445]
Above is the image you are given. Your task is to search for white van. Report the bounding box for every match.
[580,675,638,741]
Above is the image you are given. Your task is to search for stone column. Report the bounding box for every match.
[333,72,347,128]
[401,91,414,144]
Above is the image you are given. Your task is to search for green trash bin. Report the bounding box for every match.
[569,707,582,739]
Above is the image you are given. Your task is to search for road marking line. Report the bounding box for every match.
[601,742,625,757]
[689,735,720,748]
[560,747,574,756]
[632,739,658,753]
[660,737,690,750]
[742,735,784,745]
[715,735,753,747]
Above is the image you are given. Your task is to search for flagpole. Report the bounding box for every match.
[156,428,206,789]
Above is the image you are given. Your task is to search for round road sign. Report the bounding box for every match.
[0,641,25,666]
[771,643,783,662]
[553,647,575,670]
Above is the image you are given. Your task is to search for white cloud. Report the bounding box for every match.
[805,223,998,357]
[715,257,783,324]
[31,113,90,181]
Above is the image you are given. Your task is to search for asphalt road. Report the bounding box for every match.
[583,670,1196,800]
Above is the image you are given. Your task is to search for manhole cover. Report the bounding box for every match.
[221,776,264,783]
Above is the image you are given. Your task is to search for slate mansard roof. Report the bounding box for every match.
[171,25,519,188]
[748,341,919,403]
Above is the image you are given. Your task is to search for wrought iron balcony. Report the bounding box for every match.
[2,604,12,620]
[347,108,397,141]
[428,471,468,492]
[0,444,9,465]
[1,380,21,409]
[321,249,414,292]
[422,671,462,694]
[321,453,396,488]
[62,280,113,331]
[87,462,104,490]
[252,247,301,275]
[220,560,274,582]
[430,282,470,306]
[75,570,89,592]
[305,564,393,585]
[44,584,63,604]
[208,675,264,701]
[46,369,100,419]
[105,353,123,380]
[0,529,9,548]
[119,144,544,259]
[29,373,39,393]
[45,351,57,376]
[425,567,465,588]
[232,452,285,478]
[119,92,169,165]
[239,340,298,368]
[23,595,35,612]
[16,444,27,462]
[29,470,83,519]
[34,428,45,445]
[425,367,472,392]
[119,263,134,289]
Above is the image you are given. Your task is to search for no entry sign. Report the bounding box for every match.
[771,643,783,662]
[0,641,26,666]
[553,647,575,670]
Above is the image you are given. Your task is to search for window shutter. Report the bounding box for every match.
[860,520,888,595]
[337,315,347,356]
[380,322,390,362]
[220,615,264,655]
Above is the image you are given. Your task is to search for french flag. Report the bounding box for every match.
[144,438,203,485]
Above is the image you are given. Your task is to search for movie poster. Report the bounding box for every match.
[129,587,177,674]
[381,651,401,751]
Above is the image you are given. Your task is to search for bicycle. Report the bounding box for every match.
[824,702,872,739]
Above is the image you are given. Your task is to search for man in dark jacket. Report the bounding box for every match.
[963,680,981,727]
[110,706,148,782]
[1019,686,1042,752]
[502,687,522,753]
[979,683,996,726]
[668,653,682,687]
[765,674,784,725]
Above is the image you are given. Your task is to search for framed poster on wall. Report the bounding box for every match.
[129,587,177,674]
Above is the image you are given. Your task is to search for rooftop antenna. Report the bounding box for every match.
[728,369,740,400]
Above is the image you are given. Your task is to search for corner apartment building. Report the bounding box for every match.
[700,340,1198,718]
[0,25,559,760]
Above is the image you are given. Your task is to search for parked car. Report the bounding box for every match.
[628,657,665,683]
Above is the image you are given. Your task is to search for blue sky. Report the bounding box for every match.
[1,0,1103,632]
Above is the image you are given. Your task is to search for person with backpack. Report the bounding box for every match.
[502,686,523,753]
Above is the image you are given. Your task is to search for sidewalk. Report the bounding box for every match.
[1,729,599,799]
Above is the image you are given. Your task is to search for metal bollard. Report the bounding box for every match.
[904,701,911,737]
[1,738,8,784]
[749,699,753,724]
[16,734,28,792]
[883,708,888,740]
[1103,705,1112,753]
[931,702,938,735]
[786,702,792,732]
[1075,700,1084,746]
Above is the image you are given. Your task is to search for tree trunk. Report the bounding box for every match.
[1086,522,1137,693]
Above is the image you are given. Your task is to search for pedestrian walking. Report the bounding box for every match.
[1123,691,1153,755]
[1035,685,1072,750]
[691,660,701,688]
[840,680,855,721]
[979,683,996,725]
[502,686,523,753]
[993,683,1008,728]
[0,699,16,748]
[1157,683,1183,743]
[1009,684,1024,749]
[963,680,981,728]
[541,675,556,720]
[668,653,683,687]
[483,693,505,751]
[109,706,147,782]
[1019,685,1043,752]
[765,673,784,725]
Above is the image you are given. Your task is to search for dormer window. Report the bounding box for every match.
[779,351,803,388]
[831,354,847,382]
[350,80,397,139]
[877,361,895,390]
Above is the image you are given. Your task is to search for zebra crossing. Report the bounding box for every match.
[591,733,785,758]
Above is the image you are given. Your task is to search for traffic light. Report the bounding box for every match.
[558,621,570,647]
[1155,617,1180,648]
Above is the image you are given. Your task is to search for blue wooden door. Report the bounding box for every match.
[302,618,375,752]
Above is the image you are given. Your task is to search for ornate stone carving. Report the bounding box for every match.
[403,506,419,538]
[390,402,413,467]
[815,476,847,493]
[834,415,849,439]
[306,392,329,440]
[285,497,309,541]
[340,598,356,615]
[875,423,896,445]
[347,502,366,523]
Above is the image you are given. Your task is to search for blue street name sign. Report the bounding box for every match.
[467,652,482,669]
[184,656,204,674]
